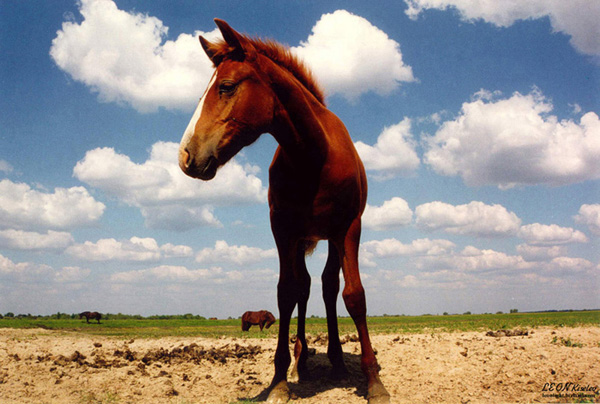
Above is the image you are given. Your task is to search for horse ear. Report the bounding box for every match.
[214,18,257,62]
[199,35,221,65]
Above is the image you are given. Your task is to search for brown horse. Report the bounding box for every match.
[241,310,276,331]
[79,311,101,324]
[178,19,390,404]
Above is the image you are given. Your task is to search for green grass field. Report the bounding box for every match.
[1,310,598,338]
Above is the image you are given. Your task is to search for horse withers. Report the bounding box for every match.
[241,310,276,331]
[178,19,390,404]
[79,311,101,324]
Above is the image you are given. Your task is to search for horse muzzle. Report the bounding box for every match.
[179,148,219,181]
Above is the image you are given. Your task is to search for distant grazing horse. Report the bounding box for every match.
[79,311,101,324]
[178,19,390,404]
[241,310,276,331]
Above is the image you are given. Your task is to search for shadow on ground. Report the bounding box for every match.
[236,351,367,402]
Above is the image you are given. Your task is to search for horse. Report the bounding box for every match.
[79,311,101,324]
[178,19,390,404]
[241,310,276,331]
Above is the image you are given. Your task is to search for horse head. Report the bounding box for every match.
[179,19,275,180]
[264,311,276,329]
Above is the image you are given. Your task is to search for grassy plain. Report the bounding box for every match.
[0,310,597,338]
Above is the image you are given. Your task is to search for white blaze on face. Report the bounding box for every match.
[180,72,218,149]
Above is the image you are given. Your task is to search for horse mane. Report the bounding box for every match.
[210,36,326,106]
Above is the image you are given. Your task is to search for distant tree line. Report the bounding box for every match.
[0,312,208,320]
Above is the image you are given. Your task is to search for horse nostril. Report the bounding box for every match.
[182,148,192,168]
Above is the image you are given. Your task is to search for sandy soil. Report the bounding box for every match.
[0,326,598,404]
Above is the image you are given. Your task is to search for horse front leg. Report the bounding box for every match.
[267,223,301,404]
[339,219,390,404]
[322,241,348,379]
[290,245,311,383]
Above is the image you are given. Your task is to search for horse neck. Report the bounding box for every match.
[266,63,330,165]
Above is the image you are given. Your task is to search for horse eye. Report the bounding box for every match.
[218,81,237,95]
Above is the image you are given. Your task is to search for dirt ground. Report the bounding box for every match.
[0,326,598,404]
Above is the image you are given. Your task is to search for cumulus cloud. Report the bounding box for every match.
[50,0,219,112]
[74,141,266,230]
[516,244,567,262]
[160,243,193,258]
[0,179,105,231]
[0,254,90,285]
[415,201,522,237]
[417,245,533,273]
[355,119,420,180]
[361,238,455,267]
[111,264,276,285]
[424,89,600,188]
[55,266,91,283]
[50,3,414,111]
[195,240,277,266]
[363,197,413,230]
[0,229,74,251]
[518,223,588,246]
[543,256,596,274]
[0,253,53,280]
[292,9,415,101]
[376,268,472,290]
[111,265,222,283]
[65,236,175,262]
[404,0,600,58]
[574,204,600,235]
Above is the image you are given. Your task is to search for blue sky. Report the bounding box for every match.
[1,0,598,318]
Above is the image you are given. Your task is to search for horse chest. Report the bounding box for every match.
[269,171,359,239]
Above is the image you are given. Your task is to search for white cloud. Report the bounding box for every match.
[417,245,533,273]
[0,179,105,231]
[55,266,91,283]
[361,238,455,267]
[0,160,13,173]
[355,119,420,180]
[518,223,588,246]
[110,264,276,285]
[111,265,221,283]
[377,268,472,290]
[65,236,164,262]
[293,9,415,101]
[0,253,53,280]
[424,89,600,188]
[160,243,194,258]
[415,201,522,237]
[404,0,600,58]
[50,0,220,112]
[73,141,267,230]
[50,3,416,112]
[0,229,74,251]
[543,256,596,274]
[516,244,567,262]
[195,240,277,266]
[363,197,413,231]
[574,204,600,235]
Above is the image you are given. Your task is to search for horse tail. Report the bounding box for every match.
[302,239,318,257]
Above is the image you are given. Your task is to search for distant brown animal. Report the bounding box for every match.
[79,311,101,324]
[209,317,218,320]
[241,310,276,331]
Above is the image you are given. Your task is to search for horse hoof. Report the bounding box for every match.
[289,368,299,383]
[367,382,391,404]
[266,380,290,404]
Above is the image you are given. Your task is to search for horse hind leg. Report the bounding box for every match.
[322,241,348,379]
[339,219,390,404]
